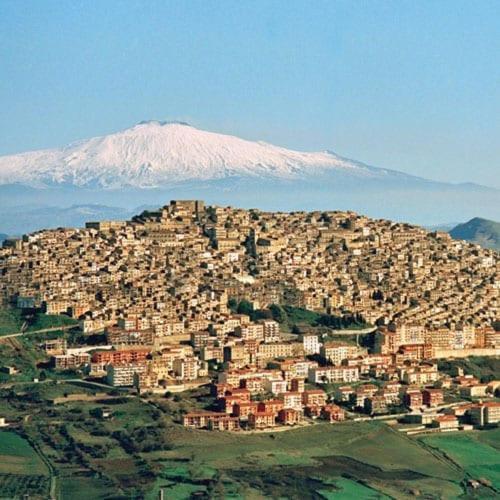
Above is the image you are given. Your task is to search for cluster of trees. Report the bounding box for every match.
[228,299,370,330]
[316,312,368,329]
[112,426,171,453]
[228,298,253,316]
[228,299,272,321]
[0,473,50,498]
[438,357,500,384]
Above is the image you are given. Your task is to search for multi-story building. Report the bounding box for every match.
[302,334,321,355]
[248,411,276,429]
[422,388,444,407]
[308,366,359,384]
[172,356,199,381]
[321,342,360,366]
[468,402,500,426]
[106,362,147,387]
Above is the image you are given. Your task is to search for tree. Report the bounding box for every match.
[269,304,287,323]
[228,298,238,313]
[237,299,254,316]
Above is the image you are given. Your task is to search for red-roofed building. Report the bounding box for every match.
[278,408,302,425]
[431,415,459,430]
[233,402,259,420]
[92,347,150,364]
[257,399,284,415]
[207,416,240,431]
[211,383,232,398]
[321,404,345,422]
[228,388,251,402]
[248,411,276,429]
[304,405,322,418]
[404,390,423,409]
[302,390,327,407]
[422,388,443,407]
[183,411,238,430]
[240,377,264,393]
[282,391,302,410]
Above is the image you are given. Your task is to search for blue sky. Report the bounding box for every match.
[1,0,499,187]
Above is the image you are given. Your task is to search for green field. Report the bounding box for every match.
[0,431,50,499]
[141,421,465,499]
[58,474,116,500]
[0,431,48,474]
[422,431,500,490]
[1,399,499,499]
[318,477,389,499]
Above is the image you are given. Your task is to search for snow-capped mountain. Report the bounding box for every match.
[0,120,410,189]
[0,120,498,233]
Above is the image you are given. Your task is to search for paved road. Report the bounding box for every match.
[0,324,78,340]
[352,400,468,421]
[329,327,377,335]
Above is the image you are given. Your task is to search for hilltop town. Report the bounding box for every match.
[0,200,498,434]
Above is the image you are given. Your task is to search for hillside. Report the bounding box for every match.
[450,217,500,250]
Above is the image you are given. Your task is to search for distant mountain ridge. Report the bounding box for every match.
[0,204,133,235]
[450,218,500,250]
[0,121,498,233]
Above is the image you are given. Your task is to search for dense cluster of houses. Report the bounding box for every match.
[2,199,497,334]
[39,313,500,432]
[1,200,498,432]
[184,382,345,430]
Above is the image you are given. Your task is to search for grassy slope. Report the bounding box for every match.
[0,337,46,382]
[25,313,77,332]
[0,431,48,475]
[421,431,500,489]
[150,421,463,498]
[283,305,322,325]
[0,307,78,337]
[438,356,500,382]
[278,305,371,330]
[0,308,24,335]
[1,382,496,499]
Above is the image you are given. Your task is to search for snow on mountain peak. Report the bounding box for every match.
[0,122,379,189]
